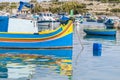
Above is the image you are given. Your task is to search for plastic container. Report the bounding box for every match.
[93,43,102,56]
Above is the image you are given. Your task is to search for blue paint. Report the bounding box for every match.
[0,16,9,32]
[0,49,72,59]
[18,1,33,12]
[104,19,114,29]
[0,33,73,48]
[93,43,102,56]
[60,15,69,24]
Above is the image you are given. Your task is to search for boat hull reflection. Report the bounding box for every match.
[84,35,116,41]
[0,49,72,79]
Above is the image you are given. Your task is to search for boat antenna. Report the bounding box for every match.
[70,9,84,65]
[51,20,54,30]
[30,0,39,33]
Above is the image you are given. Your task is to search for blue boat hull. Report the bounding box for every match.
[0,33,73,49]
[84,29,116,36]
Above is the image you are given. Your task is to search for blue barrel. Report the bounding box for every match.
[93,43,102,56]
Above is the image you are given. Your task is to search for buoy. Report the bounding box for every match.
[93,43,102,56]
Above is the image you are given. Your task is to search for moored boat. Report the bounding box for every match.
[37,12,60,31]
[86,18,96,22]
[0,16,73,49]
[83,28,116,36]
[97,17,105,23]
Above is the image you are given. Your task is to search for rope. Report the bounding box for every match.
[74,21,84,65]
[27,70,34,80]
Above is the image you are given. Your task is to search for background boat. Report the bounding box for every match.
[83,28,116,36]
[37,12,60,31]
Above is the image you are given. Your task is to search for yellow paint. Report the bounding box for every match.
[60,64,72,70]
[60,21,73,37]
[62,59,72,63]
[60,64,72,76]
[39,25,63,34]
[39,20,73,36]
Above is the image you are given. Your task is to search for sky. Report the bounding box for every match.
[0,0,50,2]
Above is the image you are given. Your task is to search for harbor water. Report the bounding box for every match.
[73,22,120,80]
[0,21,120,80]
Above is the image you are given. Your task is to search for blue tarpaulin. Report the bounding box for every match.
[60,16,69,24]
[18,1,33,12]
[0,16,9,32]
[105,19,114,29]
[105,19,114,24]
[60,15,69,21]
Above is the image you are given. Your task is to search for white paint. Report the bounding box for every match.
[8,18,38,33]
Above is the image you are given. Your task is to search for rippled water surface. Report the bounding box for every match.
[73,22,120,80]
[0,49,72,80]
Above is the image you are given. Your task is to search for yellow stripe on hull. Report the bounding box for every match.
[0,21,73,42]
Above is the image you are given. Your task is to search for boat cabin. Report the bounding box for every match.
[0,16,38,33]
[38,12,55,21]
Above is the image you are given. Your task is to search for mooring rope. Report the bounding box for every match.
[74,21,84,65]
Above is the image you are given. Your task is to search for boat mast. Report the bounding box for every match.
[30,0,38,33]
[30,0,37,13]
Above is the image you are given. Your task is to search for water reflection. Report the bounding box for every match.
[0,62,8,78]
[84,35,116,41]
[0,49,72,80]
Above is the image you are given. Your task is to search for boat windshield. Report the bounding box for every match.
[44,14,47,16]
[39,13,53,17]
[50,14,52,16]
[39,13,43,16]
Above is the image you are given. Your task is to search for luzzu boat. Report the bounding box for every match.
[0,16,73,49]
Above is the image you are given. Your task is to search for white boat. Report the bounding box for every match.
[38,12,56,22]
[37,12,60,31]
